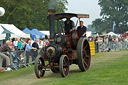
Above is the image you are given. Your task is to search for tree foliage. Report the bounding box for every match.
[0,0,68,30]
[92,0,128,33]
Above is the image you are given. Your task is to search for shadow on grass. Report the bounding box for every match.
[42,68,81,78]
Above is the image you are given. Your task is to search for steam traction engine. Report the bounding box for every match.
[34,10,91,78]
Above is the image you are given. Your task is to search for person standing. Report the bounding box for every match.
[77,21,87,37]
[31,39,39,63]
[64,18,74,34]
[13,38,18,50]
[17,39,22,50]
[9,38,14,49]
[38,40,43,49]
[29,37,34,45]
[25,40,36,64]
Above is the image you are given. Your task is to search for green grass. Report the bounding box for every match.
[0,51,128,85]
[0,65,34,81]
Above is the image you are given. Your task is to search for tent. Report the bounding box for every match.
[107,32,117,36]
[40,31,50,36]
[0,24,30,38]
[31,29,45,38]
[23,28,40,40]
[0,34,6,40]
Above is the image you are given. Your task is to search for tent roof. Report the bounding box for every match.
[31,29,45,38]
[107,32,117,36]
[0,24,30,38]
[40,31,50,35]
[23,28,37,35]
[1,25,13,34]
[0,24,26,35]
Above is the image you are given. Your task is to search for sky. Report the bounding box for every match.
[66,0,101,26]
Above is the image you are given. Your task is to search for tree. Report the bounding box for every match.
[0,0,68,30]
[92,18,110,34]
[92,0,128,33]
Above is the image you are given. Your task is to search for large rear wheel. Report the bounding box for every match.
[59,55,69,77]
[34,56,45,78]
[77,37,91,71]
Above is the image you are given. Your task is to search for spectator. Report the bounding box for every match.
[38,40,43,49]
[31,39,40,63]
[45,35,48,39]
[45,40,49,46]
[9,38,14,49]
[21,39,27,50]
[13,38,18,50]
[94,36,99,53]
[29,37,34,45]
[115,37,119,42]
[98,37,103,43]
[108,35,112,42]
[0,40,14,71]
[17,39,22,50]
[41,38,46,49]
[25,40,36,65]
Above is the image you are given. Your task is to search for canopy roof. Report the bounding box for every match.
[23,28,37,35]
[31,29,45,38]
[0,24,30,38]
[55,13,89,20]
[107,32,117,36]
[1,25,13,34]
[40,31,50,36]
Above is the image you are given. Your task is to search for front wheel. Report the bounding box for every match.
[34,56,45,78]
[59,55,70,77]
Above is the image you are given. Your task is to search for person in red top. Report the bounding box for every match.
[9,39,14,49]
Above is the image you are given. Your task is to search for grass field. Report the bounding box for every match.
[0,50,128,85]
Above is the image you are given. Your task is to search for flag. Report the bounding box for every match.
[112,21,116,32]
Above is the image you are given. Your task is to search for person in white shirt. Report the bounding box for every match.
[38,40,43,49]
[13,38,18,50]
[29,37,34,45]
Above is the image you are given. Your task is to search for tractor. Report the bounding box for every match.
[34,10,91,78]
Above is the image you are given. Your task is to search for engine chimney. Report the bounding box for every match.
[48,9,56,43]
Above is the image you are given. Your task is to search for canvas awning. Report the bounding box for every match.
[0,24,30,38]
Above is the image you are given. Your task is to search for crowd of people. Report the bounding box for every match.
[87,35,128,52]
[0,35,49,72]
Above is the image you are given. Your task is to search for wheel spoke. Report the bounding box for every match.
[83,45,88,50]
[86,55,89,57]
[83,59,88,67]
[84,61,88,67]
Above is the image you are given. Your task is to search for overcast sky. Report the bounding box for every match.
[66,0,101,26]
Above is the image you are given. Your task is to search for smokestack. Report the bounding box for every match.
[48,10,55,40]
[48,0,57,43]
